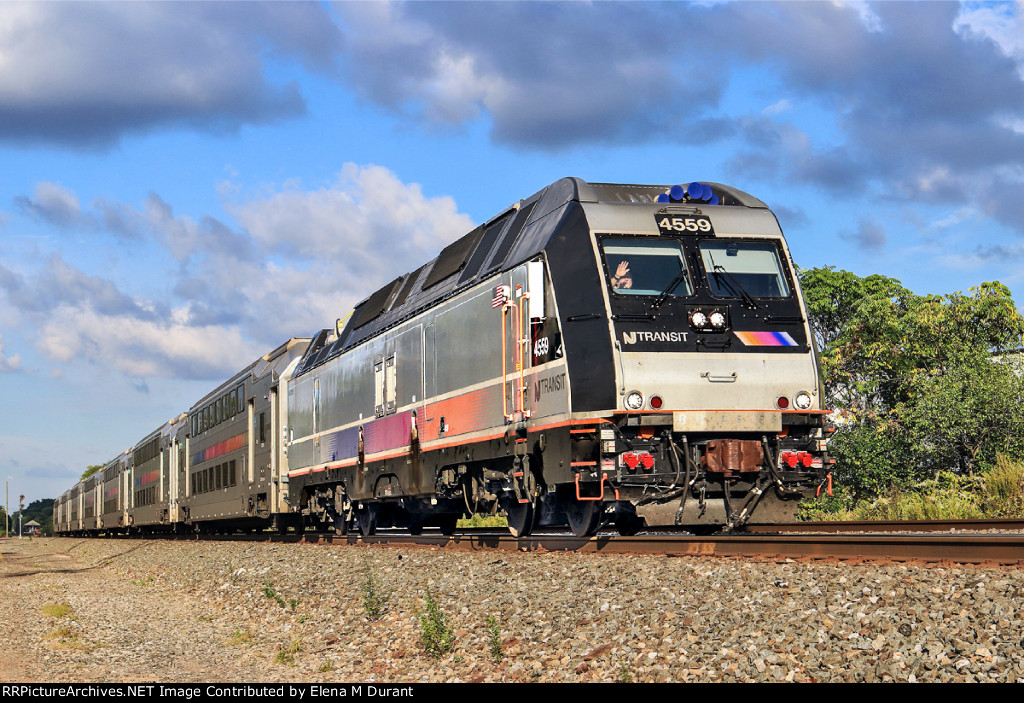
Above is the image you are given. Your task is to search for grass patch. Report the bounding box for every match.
[803,457,1024,522]
[44,623,93,651]
[983,454,1024,516]
[457,513,508,528]
[275,638,302,666]
[229,628,254,646]
[46,624,76,640]
[418,589,455,658]
[41,602,73,619]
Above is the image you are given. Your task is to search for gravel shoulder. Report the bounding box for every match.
[2,536,1023,683]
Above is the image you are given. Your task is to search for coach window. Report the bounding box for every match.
[602,238,692,297]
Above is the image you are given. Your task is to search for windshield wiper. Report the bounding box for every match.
[651,271,688,310]
[708,252,758,310]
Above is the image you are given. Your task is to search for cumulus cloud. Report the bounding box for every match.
[329,2,1024,232]
[0,2,342,147]
[34,302,262,380]
[0,254,155,318]
[0,254,253,379]
[14,182,84,227]
[5,165,476,375]
[230,163,473,264]
[334,2,725,148]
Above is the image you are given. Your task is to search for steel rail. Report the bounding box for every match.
[57,518,1024,565]
[745,518,1024,534]
[287,529,1024,565]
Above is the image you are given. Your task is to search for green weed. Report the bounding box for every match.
[275,638,302,666]
[229,628,254,645]
[418,589,455,658]
[486,615,502,661]
[262,581,296,609]
[361,561,391,621]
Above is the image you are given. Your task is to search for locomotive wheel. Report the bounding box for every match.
[407,515,424,535]
[356,504,378,537]
[565,499,602,538]
[503,497,536,538]
[438,514,459,536]
[332,511,349,536]
[614,506,643,537]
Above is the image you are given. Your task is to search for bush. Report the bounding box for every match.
[982,454,1024,517]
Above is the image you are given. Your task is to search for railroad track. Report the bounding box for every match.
[297,527,1024,565]
[749,518,1024,534]
[69,518,1024,566]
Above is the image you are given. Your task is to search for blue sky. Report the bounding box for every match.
[2,1,1023,506]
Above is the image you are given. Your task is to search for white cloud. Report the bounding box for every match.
[34,302,261,380]
[229,163,474,273]
[7,164,477,376]
[15,182,83,226]
[763,99,793,116]
[0,333,21,372]
[840,0,885,33]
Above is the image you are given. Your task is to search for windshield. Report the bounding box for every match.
[602,238,693,297]
[699,240,790,299]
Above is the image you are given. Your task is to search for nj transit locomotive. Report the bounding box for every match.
[55,178,831,538]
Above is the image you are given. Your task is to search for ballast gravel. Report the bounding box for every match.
[1,536,1023,683]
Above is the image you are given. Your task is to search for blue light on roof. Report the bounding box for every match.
[659,181,720,205]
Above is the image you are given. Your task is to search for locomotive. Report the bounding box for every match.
[55,177,832,538]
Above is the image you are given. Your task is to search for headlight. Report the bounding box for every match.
[709,310,727,329]
[794,391,813,410]
[689,310,708,328]
[624,391,645,410]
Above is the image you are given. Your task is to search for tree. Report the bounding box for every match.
[800,268,1024,498]
[81,465,103,480]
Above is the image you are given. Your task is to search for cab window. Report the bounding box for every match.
[699,240,790,299]
[602,238,692,297]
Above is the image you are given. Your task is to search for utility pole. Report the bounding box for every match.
[19,495,24,538]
